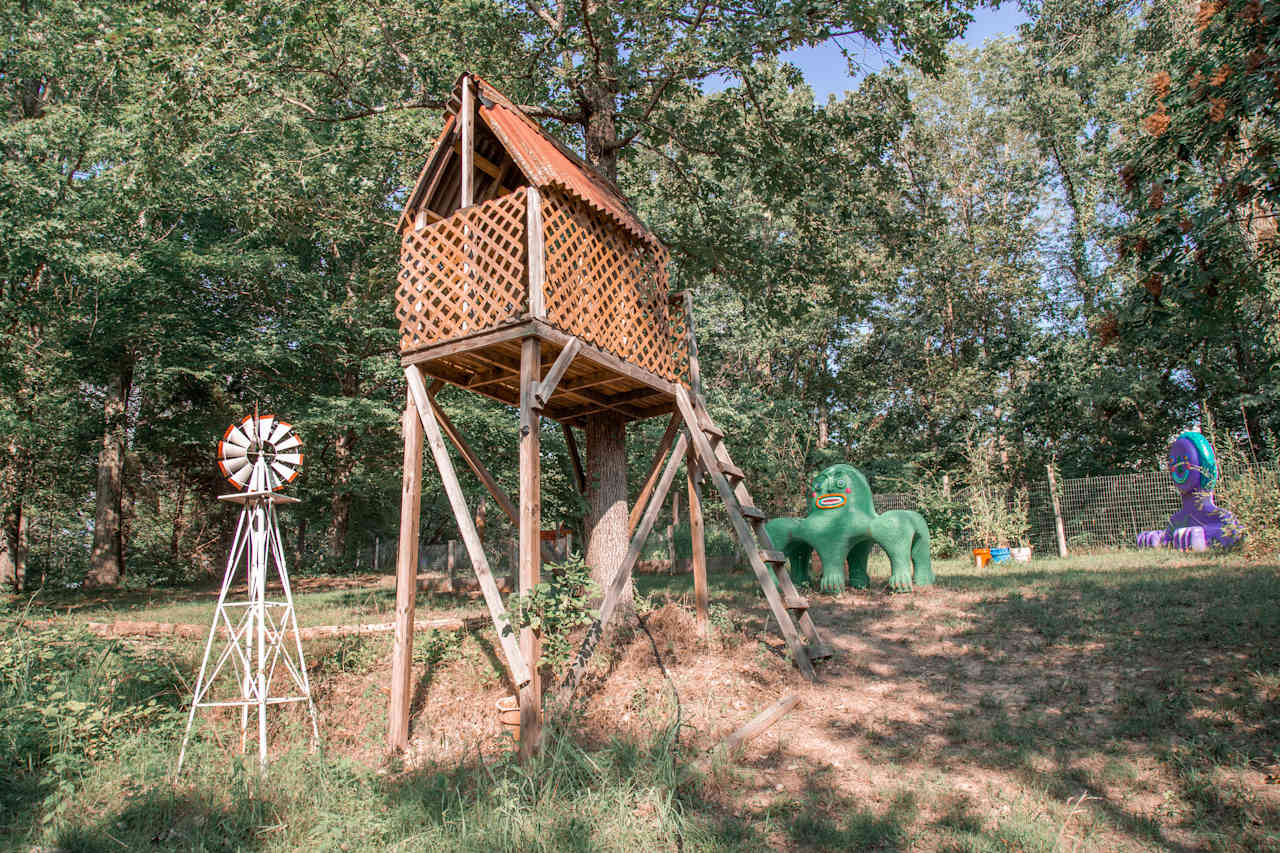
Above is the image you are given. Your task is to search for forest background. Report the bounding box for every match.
[1,0,1276,589]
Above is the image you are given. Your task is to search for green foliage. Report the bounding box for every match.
[510,553,599,675]
[0,620,184,830]
[964,446,1031,548]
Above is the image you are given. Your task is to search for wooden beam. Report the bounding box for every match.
[531,319,678,397]
[425,388,557,564]
[714,695,800,757]
[534,339,580,408]
[562,424,587,494]
[402,321,534,366]
[675,385,815,680]
[465,347,649,421]
[560,432,689,697]
[687,446,708,633]
[464,365,519,390]
[518,337,543,759]
[460,77,474,207]
[452,142,502,180]
[388,392,424,750]
[406,364,531,688]
[628,415,682,534]
[527,187,546,319]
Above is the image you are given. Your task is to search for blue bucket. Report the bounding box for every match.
[989,547,1011,563]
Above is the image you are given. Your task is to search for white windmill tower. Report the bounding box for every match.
[176,410,319,776]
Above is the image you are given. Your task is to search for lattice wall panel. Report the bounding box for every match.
[667,297,691,384]
[397,189,528,353]
[541,190,680,382]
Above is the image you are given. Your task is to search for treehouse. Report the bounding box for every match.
[395,74,687,419]
[388,73,830,760]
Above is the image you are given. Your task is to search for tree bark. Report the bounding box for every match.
[86,361,132,588]
[327,427,355,564]
[585,414,629,606]
[0,500,24,592]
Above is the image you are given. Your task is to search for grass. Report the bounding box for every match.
[3,549,1279,851]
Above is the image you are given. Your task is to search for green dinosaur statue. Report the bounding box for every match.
[765,463,934,593]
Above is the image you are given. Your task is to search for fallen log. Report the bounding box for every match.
[24,616,482,641]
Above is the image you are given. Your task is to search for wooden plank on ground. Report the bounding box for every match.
[714,694,800,756]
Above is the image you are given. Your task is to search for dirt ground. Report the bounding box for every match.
[203,553,1280,850]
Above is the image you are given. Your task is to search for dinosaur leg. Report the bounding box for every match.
[908,513,934,587]
[847,540,872,590]
[786,545,814,587]
[816,544,849,594]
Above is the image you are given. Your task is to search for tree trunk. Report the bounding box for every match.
[585,414,628,606]
[0,500,24,592]
[327,427,355,565]
[582,79,620,182]
[293,516,308,572]
[87,361,132,588]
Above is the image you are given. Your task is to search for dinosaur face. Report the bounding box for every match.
[1168,432,1216,494]
[807,464,868,513]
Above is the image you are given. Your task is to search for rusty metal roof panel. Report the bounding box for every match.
[450,74,658,247]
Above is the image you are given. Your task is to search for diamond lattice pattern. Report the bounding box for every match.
[396,189,528,353]
[541,190,679,383]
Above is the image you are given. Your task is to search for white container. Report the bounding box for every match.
[1011,547,1032,563]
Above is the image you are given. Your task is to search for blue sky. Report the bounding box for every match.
[779,3,1030,101]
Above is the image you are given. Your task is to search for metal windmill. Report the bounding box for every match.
[176,410,318,776]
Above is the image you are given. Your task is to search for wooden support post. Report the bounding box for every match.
[534,339,579,408]
[527,187,546,318]
[389,393,424,750]
[518,337,543,759]
[562,424,587,494]
[426,388,558,565]
[406,365,532,688]
[1047,464,1069,558]
[628,414,682,534]
[460,76,474,208]
[687,447,708,632]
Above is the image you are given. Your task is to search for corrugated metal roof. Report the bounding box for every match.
[445,74,659,248]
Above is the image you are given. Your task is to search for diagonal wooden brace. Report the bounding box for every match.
[406,365,532,688]
[423,388,558,565]
[559,431,690,698]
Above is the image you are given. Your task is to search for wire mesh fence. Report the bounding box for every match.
[872,462,1278,554]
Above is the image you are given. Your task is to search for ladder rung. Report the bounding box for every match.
[808,644,833,660]
[700,420,724,439]
[783,596,809,611]
[759,549,786,564]
[740,505,768,521]
[720,462,745,480]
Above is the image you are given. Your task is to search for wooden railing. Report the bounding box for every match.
[396,186,690,386]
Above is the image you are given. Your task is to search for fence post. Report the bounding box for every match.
[1046,464,1069,558]
[447,539,457,592]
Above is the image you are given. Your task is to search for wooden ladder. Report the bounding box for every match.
[671,294,832,680]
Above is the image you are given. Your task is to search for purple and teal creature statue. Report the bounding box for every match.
[1136,431,1245,551]
[765,464,933,593]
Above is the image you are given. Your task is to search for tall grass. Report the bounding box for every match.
[1205,413,1280,556]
